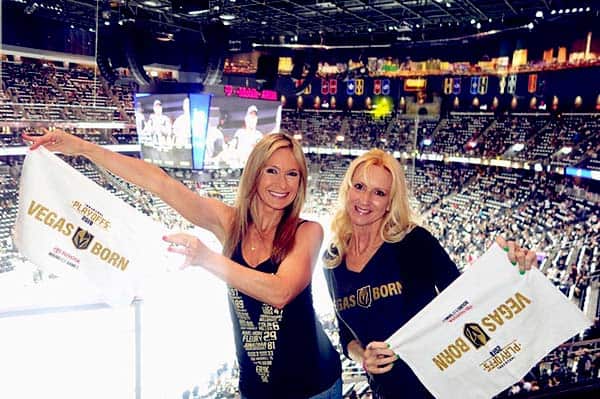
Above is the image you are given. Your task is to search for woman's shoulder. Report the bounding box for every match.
[296,219,323,233]
[398,225,439,246]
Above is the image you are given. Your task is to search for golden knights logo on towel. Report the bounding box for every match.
[463,323,490,349]
[72,227,94,250]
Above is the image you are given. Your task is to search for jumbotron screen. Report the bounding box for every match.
[203,86,282,170]
[134,93,211,169]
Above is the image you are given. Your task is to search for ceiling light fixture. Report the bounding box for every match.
[188,9,209,16]
[156,32,175,42]
[219,13,236,21]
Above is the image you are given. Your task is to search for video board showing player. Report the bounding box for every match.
[202,91,282,170]
[135,93,211,169]
[135,93,193,168]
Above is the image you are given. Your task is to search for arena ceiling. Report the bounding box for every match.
[5,0,598,46]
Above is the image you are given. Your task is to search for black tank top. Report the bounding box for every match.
[228,223,341,398]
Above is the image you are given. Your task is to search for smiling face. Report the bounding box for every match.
[256,147,301,211]
[346,163,393,228]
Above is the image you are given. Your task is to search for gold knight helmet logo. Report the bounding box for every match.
[356,286,372,308]
[464,323,491,349]
[72,227,94,250]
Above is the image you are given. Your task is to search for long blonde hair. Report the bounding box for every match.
[223,133,308,264]
[325,149,418,267]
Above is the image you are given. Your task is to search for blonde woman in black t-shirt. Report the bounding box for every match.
[24,129,342,399]
[323,148,536,399]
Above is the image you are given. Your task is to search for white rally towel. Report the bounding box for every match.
[14,147,171,307]
[387,243,591,399]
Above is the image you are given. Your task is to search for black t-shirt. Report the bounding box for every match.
[324,226,460,399]
[229,242,341,399]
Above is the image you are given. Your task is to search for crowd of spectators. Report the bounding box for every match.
[0,59,135,122]
[0,58,598,398]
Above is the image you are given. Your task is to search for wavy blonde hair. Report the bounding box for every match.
[223,133,307,264]
[324,149,418,267]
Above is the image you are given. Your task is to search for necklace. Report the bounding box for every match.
[249,224,272,251]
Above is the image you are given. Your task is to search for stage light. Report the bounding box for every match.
[219,13,236,21]
[476,22,481,29]
[372,96,393,119]
[189,10,208,16]
[24,0,39,15]
[313,96,321,109]
[560,146,572,155]
[550,10,556,15]
[513,143,525,152]
[535,11,543,18]
[156,32,175,42]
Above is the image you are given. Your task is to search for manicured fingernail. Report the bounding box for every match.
[396,354,400,360]
[511,261,517,266]
[503,247,509,252]
[387,343,391,348]
[519,269,525,275]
